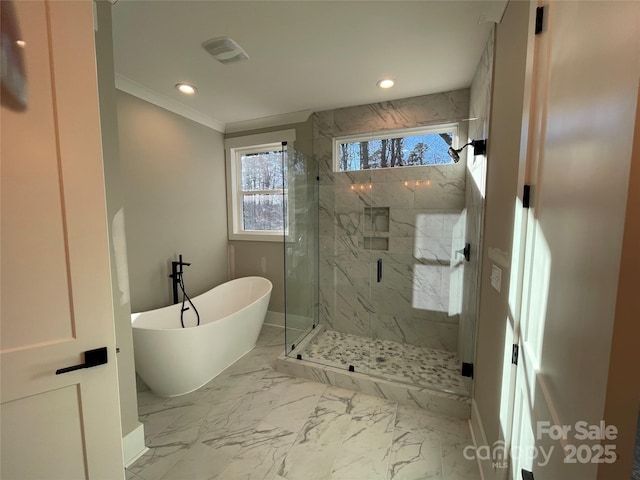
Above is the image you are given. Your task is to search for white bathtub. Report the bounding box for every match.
[131,276,272,397]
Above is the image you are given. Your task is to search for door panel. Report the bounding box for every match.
[1,1,124,478]
[1,387,87,479]
[1,0,74,351]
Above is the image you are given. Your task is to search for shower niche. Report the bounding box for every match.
[363,207,389,250]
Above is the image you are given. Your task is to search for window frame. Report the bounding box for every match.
[225,129,296,242]
[332,123,460,172]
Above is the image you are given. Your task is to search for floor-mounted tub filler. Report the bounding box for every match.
[131,276,272,397]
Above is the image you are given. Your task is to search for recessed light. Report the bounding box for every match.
[176,83,197,95]
[376,78,396,89]
[16,40,26,48]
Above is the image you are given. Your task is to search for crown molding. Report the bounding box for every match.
[225,110,313,134]
[114,74,226,133]
[477,0,508,23]
[115,74,313,134]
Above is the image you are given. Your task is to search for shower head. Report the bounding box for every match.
[448,146,461,163]
[447,139,487,163]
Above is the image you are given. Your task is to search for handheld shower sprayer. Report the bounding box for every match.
[447,139,487,163]
[169,254,200,328]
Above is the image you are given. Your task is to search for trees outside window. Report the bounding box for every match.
[334,124,458,172]
[239,149,286,232]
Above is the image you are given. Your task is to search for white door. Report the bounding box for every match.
[1,1,124,478]
[507,1,639,479]
[507,3,551,478]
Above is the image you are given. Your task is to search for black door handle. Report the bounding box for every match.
[56,347,108,375]
[377,259,382,283]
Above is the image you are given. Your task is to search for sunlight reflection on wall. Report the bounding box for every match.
[411,211,464,316]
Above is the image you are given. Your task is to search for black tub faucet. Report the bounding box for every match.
[169,254,190,305]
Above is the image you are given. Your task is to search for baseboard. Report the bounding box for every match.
[285,314,313,331]
[264,311,313,331]
[470,398,492,480]
[123,423,148,467]
[264,311,284,327]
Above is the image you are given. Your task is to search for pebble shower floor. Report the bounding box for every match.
[297,329,469,396]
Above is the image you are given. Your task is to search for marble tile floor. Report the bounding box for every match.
[127,325,480,480]
[298,329,469,397]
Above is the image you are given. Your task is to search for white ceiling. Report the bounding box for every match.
[111,1,505,133]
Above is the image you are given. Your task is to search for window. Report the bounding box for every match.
[238,145,287,232]
[333,124,458,172]
[225,130,295,241]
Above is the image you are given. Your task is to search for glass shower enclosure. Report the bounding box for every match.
[282,132,475,399]
[282,144,319,355]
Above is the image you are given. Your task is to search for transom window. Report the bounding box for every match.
[333,124,458,172]
[225,130,295,241]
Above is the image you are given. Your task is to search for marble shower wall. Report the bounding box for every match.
[313,90,471,352]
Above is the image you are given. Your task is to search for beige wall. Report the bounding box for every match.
[226,118,314,313]
[599,83,640,480]
[117,92,228,313]
[94,1,139,438]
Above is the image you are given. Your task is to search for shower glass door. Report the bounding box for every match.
[283,144,318,354]
[318,163,374,373]
[364,163,468,394]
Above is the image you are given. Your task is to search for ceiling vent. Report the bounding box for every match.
[202,37,249,65]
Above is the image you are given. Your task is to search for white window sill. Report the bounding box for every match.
[228,231,286,242]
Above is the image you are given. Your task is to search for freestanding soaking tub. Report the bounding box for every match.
[131,276,272,397]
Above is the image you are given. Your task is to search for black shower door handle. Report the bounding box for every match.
[377,259,382,283]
